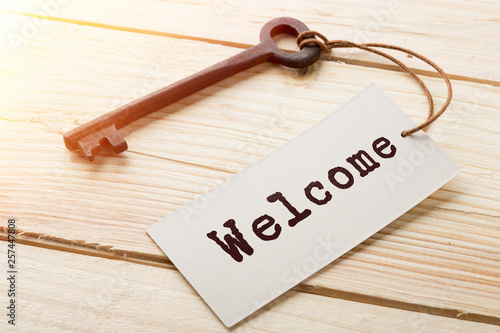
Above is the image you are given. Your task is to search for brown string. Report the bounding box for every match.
[297,31,453,137]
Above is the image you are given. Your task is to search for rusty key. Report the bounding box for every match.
[63,17,321,161]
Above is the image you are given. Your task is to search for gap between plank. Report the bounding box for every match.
[294,284,500,326]
[0,227,174,268]
[2,10,499,88]
[1,228,499,327]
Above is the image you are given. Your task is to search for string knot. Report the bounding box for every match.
[297,31,331,52]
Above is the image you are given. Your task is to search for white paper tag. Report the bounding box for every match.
[147,84,460,327]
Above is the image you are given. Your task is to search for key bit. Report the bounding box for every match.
[67,124,127,162]
[63,17,321,161]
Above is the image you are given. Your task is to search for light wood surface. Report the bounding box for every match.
[0,0,499,331]
[2,243,500,333]
[2,0,499,84]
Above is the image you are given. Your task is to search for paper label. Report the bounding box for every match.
[147,84,461,327]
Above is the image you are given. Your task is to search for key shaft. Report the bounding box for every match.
[63,17,321,161]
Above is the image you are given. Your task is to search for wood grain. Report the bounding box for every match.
[0,4,499,330]
[0,0,498,84]
[1,243,499,332]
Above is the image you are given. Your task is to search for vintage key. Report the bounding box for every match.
[63,17,321,161]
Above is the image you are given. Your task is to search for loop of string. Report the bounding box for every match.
[297,31,452,137]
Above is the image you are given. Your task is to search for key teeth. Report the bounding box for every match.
[71,124,127,162]
[109,139,128,154]
[101,125,128,154]
[77,139,102,162]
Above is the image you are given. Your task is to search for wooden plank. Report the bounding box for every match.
[0,14,499,322]
[0,0,498,84]
[0,242,498,332]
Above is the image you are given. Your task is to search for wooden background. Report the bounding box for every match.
[0,0,499,331]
